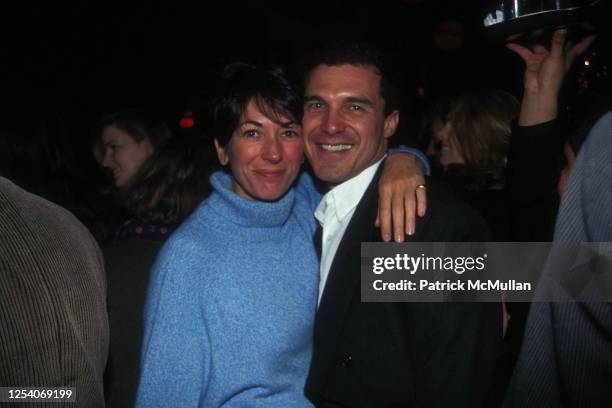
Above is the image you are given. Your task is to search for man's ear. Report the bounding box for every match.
[383,110,399,139]
[214,139,229,166]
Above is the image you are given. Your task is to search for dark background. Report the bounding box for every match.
[2,1,610,130]
[0,0,610,207]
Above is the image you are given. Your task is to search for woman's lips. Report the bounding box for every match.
[254,169,286,179]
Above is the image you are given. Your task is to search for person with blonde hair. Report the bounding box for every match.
[426,88,519,240]
[429,88,519,171]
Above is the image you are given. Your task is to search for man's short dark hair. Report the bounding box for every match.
[212,63,303,147]
[300,41,401,116]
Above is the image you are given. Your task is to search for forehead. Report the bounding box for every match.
[305,64,382,101]
[101,126,133,144]
[240,98,295,125]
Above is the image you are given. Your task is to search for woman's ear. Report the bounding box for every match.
[214,139,229,166]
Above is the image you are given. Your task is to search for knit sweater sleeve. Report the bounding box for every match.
[136,234,212,408]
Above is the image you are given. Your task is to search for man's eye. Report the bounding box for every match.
[349,105,362,111]
[243,130,259,138]
[307,102,323,110]
[282,130,299,138]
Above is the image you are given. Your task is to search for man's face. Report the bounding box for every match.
[302,64,399,187]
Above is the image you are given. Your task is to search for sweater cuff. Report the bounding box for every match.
[387,145,431,176]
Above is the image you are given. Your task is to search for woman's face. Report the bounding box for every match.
[215,100,304,201]
[431,118,464,167]
[101,126,153,188]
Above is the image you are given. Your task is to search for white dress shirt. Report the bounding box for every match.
[315,158,384,305]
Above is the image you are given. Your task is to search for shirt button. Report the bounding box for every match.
[341,354,353,368]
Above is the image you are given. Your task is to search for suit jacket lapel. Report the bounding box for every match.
[311,166,383,389]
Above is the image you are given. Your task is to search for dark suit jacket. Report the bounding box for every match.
[305,167,502,408]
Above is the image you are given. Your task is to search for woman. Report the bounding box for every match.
[136,63,323,407]
[427,88,518,174]
[103,134,213,408]
[91,112,174,243]
[426,88,519,239]
[136,63,427,407]
[93,112,172,189]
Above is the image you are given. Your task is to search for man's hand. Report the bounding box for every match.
[376,152,427,242]
[507,28,596,126]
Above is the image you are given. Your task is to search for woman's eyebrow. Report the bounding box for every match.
[239,120,263,127]
[280,121,298,128]
[304,95,324,103]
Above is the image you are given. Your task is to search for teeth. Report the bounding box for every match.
[320,144,352,152]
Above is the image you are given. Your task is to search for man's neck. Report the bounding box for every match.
[325,154,387,191]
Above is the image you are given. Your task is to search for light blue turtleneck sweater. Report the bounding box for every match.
[136,171,320,407]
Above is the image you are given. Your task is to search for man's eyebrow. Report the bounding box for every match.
[238,120,263,127]
[345,96,374,107]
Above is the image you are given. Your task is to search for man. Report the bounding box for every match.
[504,110,612,407]
[302,42,501,407]
[0,177,109,407]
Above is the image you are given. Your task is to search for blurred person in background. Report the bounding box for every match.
[493,26,595,406]
[91,112,174,243]
[420,25,595,405]
[93,111,172,190]
[103,134,213,408]
[426,88,519,239]
[502,24,606,407]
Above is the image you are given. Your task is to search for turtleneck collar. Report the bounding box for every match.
[205,171,295,229]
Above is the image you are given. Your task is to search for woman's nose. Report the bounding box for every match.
[262,138,282,163]
[101,150,114,168]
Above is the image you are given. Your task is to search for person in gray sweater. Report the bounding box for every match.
[0,176,109,407]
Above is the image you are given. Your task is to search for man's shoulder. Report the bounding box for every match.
[0,177,102,257]
[343,171,490,242]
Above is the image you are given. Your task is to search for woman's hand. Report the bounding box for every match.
[376,152,427,242]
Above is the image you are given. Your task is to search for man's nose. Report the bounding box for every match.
[321,110,346,135]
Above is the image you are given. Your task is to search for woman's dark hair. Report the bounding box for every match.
[123,135,213,225]
[211,63,302,147]
[92,111,172,162]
